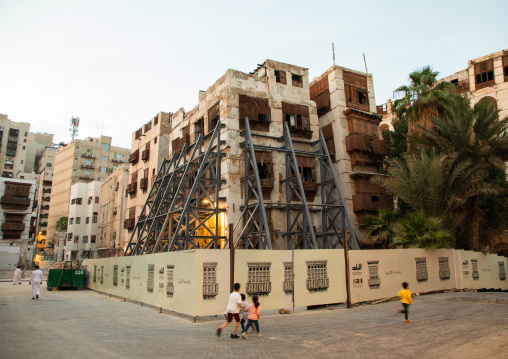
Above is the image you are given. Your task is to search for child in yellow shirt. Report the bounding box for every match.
[397,282,412,323]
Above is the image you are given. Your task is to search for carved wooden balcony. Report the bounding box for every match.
[1,196,30,209]
[141,149,150,162]
[2,222,25,231]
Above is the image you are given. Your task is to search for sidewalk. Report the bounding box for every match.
[0,282,506,358]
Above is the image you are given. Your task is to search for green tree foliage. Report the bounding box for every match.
[382,115,408,161]
[391,211,451,249]
[364,208,400,248]
[56,216,68,230]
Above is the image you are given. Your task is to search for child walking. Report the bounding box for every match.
[217,283,245,339]
[397,282,412,323]
[241,295,262,339]
[239,293,249,332]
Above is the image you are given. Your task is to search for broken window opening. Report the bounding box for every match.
[292,74,303,88]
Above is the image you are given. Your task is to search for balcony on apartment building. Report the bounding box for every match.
[2,222,25,231]
[124,218,135,230]
[39,222,48,227]
[1,196,30,209]
[345,134,388,156]
[127,182,137,195]
[141,149,150,162]
[129,150,139,164]
[112,158,124,163]
[81,153,96,159]
[451,79,469,94]
[140,177,148,191]
[79,174,94,181]
[42,188,51,194]
[80,164,95,170]
[42,196,51,202]
[41,205,50,210]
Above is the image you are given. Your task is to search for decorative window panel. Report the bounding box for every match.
[126,266,131,289]
[415,258,428,282]
[203,262,218,300]
[113,265,118,286]
[100,266,104,284]
[167,265,174,298]
[283,262,293,294]
[275,70,287,84]
[499,262,506,281]
[471,259,479,280]
[474,59,495,90]
[147,264,155,292]
[93,265,97,283]
[439,257,450,280]
[246,263,271,296]
[306,260,329,292]
[367,261,380,289]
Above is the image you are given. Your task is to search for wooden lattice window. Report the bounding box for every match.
[194,117,204,141]
[147,264,155,292]
[474,59,495,90]
[471,259,479,280]
[306,260,329,292]
[439,257,450,280]
[126,266,131,289]
[310,76,331,117]
[203,262,218,300]
[239,95,271,128]
[246,263,271,296]
[322,123,336,161]
[113,265,118,286]
[415,257,428,282]
[343,71,369,112]
[167,265,174,298]
[499,262,506,281]
[283,262,293,294]
[367,261,380,289]
[275,70,287,84]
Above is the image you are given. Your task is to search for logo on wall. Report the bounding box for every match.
[367,261,380,289]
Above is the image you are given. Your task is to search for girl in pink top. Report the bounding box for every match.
[241,295,262,338]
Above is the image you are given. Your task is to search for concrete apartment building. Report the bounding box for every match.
[24,132,54,173]
[124,59,388,251]
[0,178,36,268]
[124,113,171,240]
[309,66,391,235]
[97,164,129,257]
[33,167,53,254]
[0,114,30,179]
[46,136,130,250]
[379,49,508,136]
[55,181,101,261]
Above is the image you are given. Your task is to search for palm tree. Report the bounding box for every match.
[391,211,451,249]
[364,208,400,248]
[411,97,508,250]
[372,149,497,247]
[393,66,455,144]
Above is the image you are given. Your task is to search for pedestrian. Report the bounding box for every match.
[30,265,43,300]
[240,293,249,333]
[241,295,262,339]
[217,283,245,339]
[397,281,412,323]
[13,266,22,285]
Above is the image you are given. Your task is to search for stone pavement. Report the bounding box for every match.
[0,282,507,359]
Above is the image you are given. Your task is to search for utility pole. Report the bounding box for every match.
[343,211,351,308]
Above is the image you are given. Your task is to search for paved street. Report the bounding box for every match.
[1,282,507,358]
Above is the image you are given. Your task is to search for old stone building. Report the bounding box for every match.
[310,66,392,239]
[124,113,171,244]
[0,114,30,179]
[97,164,129,257]
[124,59,390,254]
[46,136,129,249]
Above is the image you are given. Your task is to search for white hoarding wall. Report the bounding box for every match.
[82,249,507,317]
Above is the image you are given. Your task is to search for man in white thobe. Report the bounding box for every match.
[13,267,22,285]
[30,266,43,299]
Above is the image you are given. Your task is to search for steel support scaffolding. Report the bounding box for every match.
[239,118,360,250]
[124,122,226,255]
[125,117,360,256]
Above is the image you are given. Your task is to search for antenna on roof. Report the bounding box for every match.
[363,53,368,74]
[332,43,336,66]
[70,117,80,140]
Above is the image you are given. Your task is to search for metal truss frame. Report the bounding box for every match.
[238,118,360,250]
[124,122,226,255]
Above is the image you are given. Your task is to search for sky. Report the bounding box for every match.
[0,0,507,149]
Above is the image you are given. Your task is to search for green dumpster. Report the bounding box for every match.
[47,261,86,291]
